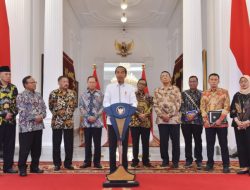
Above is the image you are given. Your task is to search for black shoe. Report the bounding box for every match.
[80,163,91,169]
[205,165,214,171]
[54,166,61,171]
[196,162,202,170]
[143,163,153,168]
[131,162,139,168]
[229,152,238,158]
[223,166,230,173]
[94,163,103,169]
[184,162,192,168]
[237,169,249,174]
[30,168,44,173]
[3,168,18,174]
[65,165,74,170]
[19,171,27,177]
[160,162,169,168]
[172,163,179,169]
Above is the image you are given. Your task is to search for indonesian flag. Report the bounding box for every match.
[0,0,11,67]
[230,0,250,75]
[92,65,108,146]
[227,0,250,148]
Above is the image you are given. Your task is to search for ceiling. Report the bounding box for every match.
[68,0,179,28]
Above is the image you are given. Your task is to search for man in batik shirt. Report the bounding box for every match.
[49,76,77,171]
[0,66,18,174]
[79,76,104,169]
[153,71,181,169]
[17,76,47,176]
[130,79,153,168]
[180,76,203,169]
[200,73,230,173]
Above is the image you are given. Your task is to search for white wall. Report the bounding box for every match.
[79,2,183,97]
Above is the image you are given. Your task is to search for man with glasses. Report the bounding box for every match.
[153,71,182,169]
[79,76,104,169]
[130,79,153,168]
[17,76,47,176]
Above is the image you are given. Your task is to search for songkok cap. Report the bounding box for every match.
[0,66,11,72]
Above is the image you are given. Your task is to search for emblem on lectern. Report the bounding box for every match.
[116,106,125,115]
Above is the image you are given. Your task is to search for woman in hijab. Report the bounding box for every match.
[230,75,250,175]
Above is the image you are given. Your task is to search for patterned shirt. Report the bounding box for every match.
[230,92,250,127]
[16,90,47,133]
[79,89,104,128]
[49,89,77,129]
[200,88,230,128]
[130,91,153,128]
[153,85,182,124]
[0,82,18,125]
[180,89,203,125]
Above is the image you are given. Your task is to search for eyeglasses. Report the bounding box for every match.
[27,81,37,84]
[138,82,147,86]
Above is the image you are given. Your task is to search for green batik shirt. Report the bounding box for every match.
[0,82,18,125]
[130,91,153,128]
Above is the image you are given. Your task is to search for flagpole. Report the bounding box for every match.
[141,63,160,147]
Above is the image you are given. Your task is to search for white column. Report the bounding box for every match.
[30,0,45,93]
[43,0,63,146]
[183,0,203,90]
[5,0,32,91]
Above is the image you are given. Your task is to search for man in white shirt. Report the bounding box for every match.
[103,66,137,173]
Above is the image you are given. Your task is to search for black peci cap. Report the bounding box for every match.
[0,66,11,72]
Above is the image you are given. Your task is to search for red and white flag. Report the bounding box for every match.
[0,0,11,67]
[92,65,108,146]
[230,0,250,75]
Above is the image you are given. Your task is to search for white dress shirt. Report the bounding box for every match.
[103,82,137,125]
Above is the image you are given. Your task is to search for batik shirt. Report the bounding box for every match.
[130,91,153,128]
[153,85,182,125]
[16,90,47,133]
[49,89,77,129]
[180,89,203,125]
[0,82,18,125]
[230,92,250,127]
[79,89,104,128]
[200,88,230,128]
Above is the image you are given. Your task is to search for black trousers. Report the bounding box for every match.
[52,128,73,167]
[18,130,42,171]
[205,127,230,167]
[84,127,102,165]
[108,125,129,173]
[130,127,150,165]
[0,122,16,171]
[158,124,180,164]
[181,124,203,163]
[234,127,250,168]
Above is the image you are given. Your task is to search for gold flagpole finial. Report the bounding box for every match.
[92,64,97,70]
[142,64,145,70]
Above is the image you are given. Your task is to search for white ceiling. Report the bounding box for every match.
[68,0,179,28]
